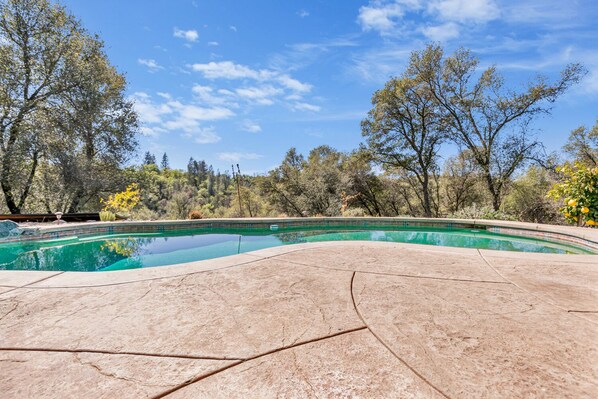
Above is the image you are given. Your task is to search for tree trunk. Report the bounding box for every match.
[0,178,19,214]
[422,174,432,217]
[67,188,86,213]
[484,172,502,211]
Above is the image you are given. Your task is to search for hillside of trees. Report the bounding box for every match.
[0,0,596,225]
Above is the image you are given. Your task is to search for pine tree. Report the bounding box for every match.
[161,153,170,170]
[143,152,157,165]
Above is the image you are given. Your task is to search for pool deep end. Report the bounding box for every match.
[1,219,596,272]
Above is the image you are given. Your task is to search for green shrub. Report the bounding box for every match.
[548,163,598,227]
[342,207,366,217]
[99,211,116,222]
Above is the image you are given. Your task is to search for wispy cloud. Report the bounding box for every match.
[297,9,309,18]
[357,0,499,40]
[292,102,321,112]
[235,86,283,105]
[241,119,262,133]
[502,0,585,27]
[358,2,405,33]
[428,0,499,23]
[173,27,199,42]
[138,58,164,72]
[191,61,312,92]
[131,91,233,142]
[183,126,221,144]
[189,60,317,108]
[217,152,263,162]
[348,45,411,83]
[191,61,260,79]
[421,22,460,41]
[268,37,360,72]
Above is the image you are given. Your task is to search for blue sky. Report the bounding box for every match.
[61,0,598,173]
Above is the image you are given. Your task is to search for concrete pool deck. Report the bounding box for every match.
[0,240,597,398]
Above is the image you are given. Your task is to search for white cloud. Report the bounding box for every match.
[140,125,167,138]
[428,0,499,23]
[298,10,309,18]
[421,22,460,41]
[357,0,497,40]
[292,102,321,112]
[191,61,311,92]
[208,41,219,46]
[229,25,237,32]
[183,126,222,144]
[358,2,404,32]
[176,103,233,121]
[217,152,263,162]
[235,86,283,100]
[173,28,199,42]
[191,61,261,79]
[190,61,315,107]
[138,58,164,72]
[276,75,312,93]
[131,92,172,124]
[503,0,579,26]
[241,119,262,133]
[130,92,233,143]
[218,89,236,96]
[192,84,232,106]
[285,94,303,101]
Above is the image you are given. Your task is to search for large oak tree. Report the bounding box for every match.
[411,44,585,210]
[362,71,445,217]
[0,0,137,213]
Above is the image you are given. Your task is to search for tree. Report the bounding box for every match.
[0,0,94,213]
[362,71,445,217]
[503,166,560,224]
[144,152,157,165]
[341,150,386,216]
[548,162,598,226]
[411,44,585,210]
[261,148,306,216]
[301,146,344,216]
[261,146,346,217]
[442,150,484,213]
[563,121,598,166]
[43,36,138,213]
[161,152,169,170]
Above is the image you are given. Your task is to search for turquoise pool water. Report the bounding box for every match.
[0,226,593,272]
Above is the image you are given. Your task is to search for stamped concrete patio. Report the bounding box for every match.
[0,241,597,398]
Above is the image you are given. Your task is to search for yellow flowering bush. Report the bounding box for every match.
[101,183,141,216]
[548,163,598,227]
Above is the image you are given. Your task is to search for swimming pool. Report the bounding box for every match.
[0,225,594,272]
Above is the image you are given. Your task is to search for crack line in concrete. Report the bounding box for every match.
[349,271,452,399]
[236,244,332,260]
[0,272,65,299]
[477,250,598,326]
[282,258,509,285]
[151,326,368,399]
[0,347,243,361]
